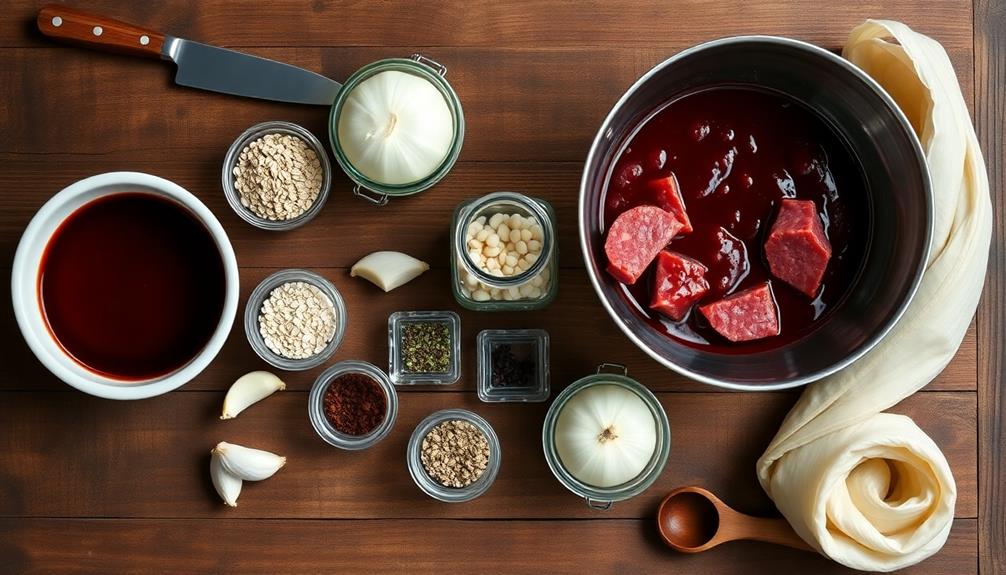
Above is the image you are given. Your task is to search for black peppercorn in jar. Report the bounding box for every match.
[477,329,550,402]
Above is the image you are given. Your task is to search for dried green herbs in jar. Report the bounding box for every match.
[402,321,452,373]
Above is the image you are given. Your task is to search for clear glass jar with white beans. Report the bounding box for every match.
[451,192,557,311]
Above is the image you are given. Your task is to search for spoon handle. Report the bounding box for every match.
[731,513,815,552]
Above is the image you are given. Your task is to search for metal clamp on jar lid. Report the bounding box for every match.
[452,191,558,311]
[328,54,465,205]
[542,363,671,509]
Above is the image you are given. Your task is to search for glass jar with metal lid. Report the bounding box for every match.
[451,191,558,311]
[328,54,465,205]
[542,363,671,510]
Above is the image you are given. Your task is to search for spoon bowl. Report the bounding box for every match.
[657,486,814,553]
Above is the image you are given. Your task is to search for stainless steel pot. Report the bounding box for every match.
[578,36,932,390]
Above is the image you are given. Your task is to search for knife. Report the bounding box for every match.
[36,5,342,105]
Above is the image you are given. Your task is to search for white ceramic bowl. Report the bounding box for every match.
[11,172,240,399]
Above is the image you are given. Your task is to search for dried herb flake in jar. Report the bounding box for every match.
[490,343,536,388]
[402,321,452,373]
[420,419,490,488]
[323,372,387,436]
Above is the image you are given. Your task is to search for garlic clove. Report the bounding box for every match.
[221,371,286,420]
[350,251,430,292]
[210,449,242,507]
[213,442,287,482]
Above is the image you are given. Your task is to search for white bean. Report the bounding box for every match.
[524,252,538,265]
[468,238,483,251]
[516,240,529,255]
[509,214,524,229]
[531,224,543,240]
[505,242,516,252]
[519,283,534,297]
[468,249,482,263]
[509,229,522,243]
[476,229,491,242]
[502,265,514,275]
[505,255,518,267]
[486,257,500,270]
[502,290,514,301]
[521,229,533,242]
[529,286,542,298]
[472,289,490,301]
[489,213,505,228]
[467,222,483,237]
[528,239,541,252]
[516,258,529,271]
[497,251,507,266]
[507,287,521,298]
[490,288,502,299]
[485,234,500,248]
[497,224,510,241]
[531,275,543,288]
[489,268,504,277]
[475,215,487,225]
[484,245,502,258]
[465,273,479,287]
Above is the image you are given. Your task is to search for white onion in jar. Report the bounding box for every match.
[337,70,454,185]
[554,384,657,488]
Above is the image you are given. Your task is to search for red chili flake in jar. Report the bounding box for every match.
[323,372,387,436]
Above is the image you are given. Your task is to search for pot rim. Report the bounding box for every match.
[577,35,933,391]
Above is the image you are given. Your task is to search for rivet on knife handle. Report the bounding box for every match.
[37,4,165,58]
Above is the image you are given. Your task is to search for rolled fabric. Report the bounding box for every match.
[756,20,992,573]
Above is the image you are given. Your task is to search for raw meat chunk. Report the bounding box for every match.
[699,282,780,342]
[765,199,832,297]
[646,175,693,234]
[605,206,682,285]
[650,251,710,321]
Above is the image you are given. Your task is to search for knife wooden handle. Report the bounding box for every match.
[37,5,165,58]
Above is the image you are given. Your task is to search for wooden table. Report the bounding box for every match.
[1,1,1002,573]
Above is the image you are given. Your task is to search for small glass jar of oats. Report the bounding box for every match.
[222,121,332,230]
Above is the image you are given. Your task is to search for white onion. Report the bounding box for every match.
[555,384,657,488]
[337,70,454,185]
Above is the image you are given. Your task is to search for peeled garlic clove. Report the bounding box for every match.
[210,449,242,507]
[213,441,286,482]
[221,371,286,420]
[350,251,430,292]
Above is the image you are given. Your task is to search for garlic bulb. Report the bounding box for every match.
[221,371,285,420]
[554,384,657,488]
[337,70,454,185]
[210,449,242,507]
[212,442,287,482]
[351,250,430,292]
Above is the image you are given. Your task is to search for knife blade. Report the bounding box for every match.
[37,4,342,106]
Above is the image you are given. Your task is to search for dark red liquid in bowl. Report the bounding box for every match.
[601,87,870,352]
[38,193,227,380]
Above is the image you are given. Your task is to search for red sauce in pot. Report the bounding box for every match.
[601,87,870,351]
[38,193,227,380]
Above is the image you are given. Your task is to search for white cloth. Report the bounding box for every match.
[756,20,992,573]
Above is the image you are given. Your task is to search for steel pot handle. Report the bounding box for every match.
[585,497,613,511]
[353,185,389,206]
[410,53,447,77]
[596,362,627,376]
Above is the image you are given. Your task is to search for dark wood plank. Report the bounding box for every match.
[0,390,977,519]
[0,0,975,53]
[975,0,1006,573]
[0,266,977,393]
[0,42,974,162]
[0,517,978,575]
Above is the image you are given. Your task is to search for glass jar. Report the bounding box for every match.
[328,54,465,205]
[542,363,671,510]
[406,408,501,502]
[451,191,558,311]
[477,329,550,402]
[308,360,398,451]
[388,310,461,385]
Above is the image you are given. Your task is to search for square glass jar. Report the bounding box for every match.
[477,329,550,402]
[388,311,461,385]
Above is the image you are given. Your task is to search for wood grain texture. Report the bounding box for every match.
[0,0,991,573]
[975,0,1005,573]
[0,391,977,519]
[0,518,979,575]
[0,267,978,393]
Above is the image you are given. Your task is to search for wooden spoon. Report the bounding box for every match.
[657,486,815,553]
